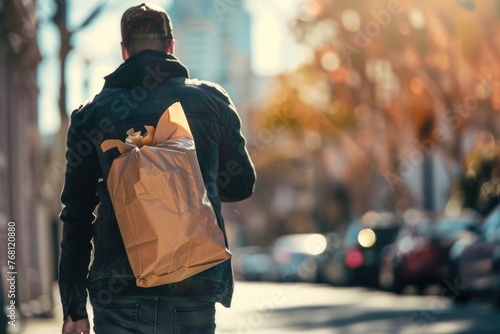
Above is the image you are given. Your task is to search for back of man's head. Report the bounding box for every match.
[121,2,174,57]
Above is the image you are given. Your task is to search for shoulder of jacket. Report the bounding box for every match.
[72,95,96,116]
[69,95,103,128]
[185,78,231,103]
[80,95,97,111]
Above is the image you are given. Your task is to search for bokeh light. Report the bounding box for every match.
[358,228,377,248]
[342,9,361,32]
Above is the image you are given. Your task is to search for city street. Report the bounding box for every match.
[21,281,500,334]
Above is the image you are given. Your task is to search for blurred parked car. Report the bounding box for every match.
[316,232,343,283]
[448,204,500,306]
[322,211,402,286]
[379,209,481,294]
[270,233,328,282]
[232,246,279,282]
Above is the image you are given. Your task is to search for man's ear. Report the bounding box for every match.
[167,39,175,55]
[121,42,129,61]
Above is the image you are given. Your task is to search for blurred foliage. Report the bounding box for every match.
[244,0,500,244]
[454,133,500,215]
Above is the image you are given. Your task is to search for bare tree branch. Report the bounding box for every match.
[73,2,105,33]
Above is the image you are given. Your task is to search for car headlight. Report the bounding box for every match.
[358,228,377,248]
[304,234,327,255]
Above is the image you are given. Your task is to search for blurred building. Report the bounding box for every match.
[0,0,54,318]
[167,0,252,126]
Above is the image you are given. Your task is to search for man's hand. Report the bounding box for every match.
[62,315,90,334]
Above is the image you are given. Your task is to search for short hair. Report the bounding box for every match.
[123,18,172,57]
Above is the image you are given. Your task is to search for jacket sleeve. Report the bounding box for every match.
[58,109,100,321]
[218,98,256,202]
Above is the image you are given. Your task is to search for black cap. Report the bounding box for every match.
[121,2,173,44]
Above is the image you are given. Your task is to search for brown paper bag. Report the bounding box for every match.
[101,102,231,287]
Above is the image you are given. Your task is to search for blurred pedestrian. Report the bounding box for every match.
[58,3,255,333]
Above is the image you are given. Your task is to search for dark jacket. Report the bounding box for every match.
[58,50,256,321]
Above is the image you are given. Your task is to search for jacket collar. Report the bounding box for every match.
[103,50,190,89]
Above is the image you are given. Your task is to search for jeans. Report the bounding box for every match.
[90,294,216,334]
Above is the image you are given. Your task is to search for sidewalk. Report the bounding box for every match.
[17,283,92,334]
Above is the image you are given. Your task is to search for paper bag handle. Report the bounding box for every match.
[100,102,192,155]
